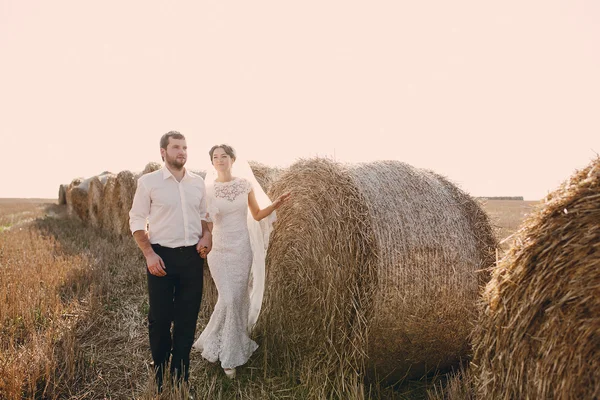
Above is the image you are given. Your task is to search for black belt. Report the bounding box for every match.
[152,243,196,252]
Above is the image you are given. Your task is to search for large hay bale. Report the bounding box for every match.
[259,158,496,392]
[68,177,93,222]
[472,158,600,400]
[111,171,137,236]
[88,173,114,229]
[58,184,68,205]
[249,160,284,193]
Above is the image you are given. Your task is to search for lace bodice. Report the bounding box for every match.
[213,178,250,202]
[207,178,252,233]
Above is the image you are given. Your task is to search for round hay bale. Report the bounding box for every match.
[101,175,119,235]
[188,169,206,179]
[142,162,162,175]
[259,158,496,391]
[249,160,284,193]
[65,177,84,213]
[472,158,600,400]
[68,177,93,222]
[88,173,114,229]
[58,184,68,205]
[112,171,137,236]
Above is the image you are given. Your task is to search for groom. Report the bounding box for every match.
[129,131,212,391]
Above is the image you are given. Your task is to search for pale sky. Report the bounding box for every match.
[1,1,598,200]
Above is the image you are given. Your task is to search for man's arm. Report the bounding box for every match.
[129,179,166,276]
[133,230,166,276]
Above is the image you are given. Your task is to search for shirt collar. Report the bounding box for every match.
[161,166,189,181]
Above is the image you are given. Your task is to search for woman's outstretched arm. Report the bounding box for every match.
[248,189,291,221]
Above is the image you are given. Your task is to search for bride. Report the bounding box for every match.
[192,144,290,379]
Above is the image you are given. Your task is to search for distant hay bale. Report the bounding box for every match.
[142,162,161,175]
[58,184,68,205]
[111,171,137,236]
[472,158,600,400]
[68,177,93,222]
[101,175,119,235]
[88,173,114,229]
[249,160,284,193]
[188,169,206,179]
[68,177,84,189]
[259,158,496,392]
[66,177,83,214]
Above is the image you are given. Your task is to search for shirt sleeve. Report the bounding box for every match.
[199,181,209,223]
[129,178,150,234]
[246,178,253,194]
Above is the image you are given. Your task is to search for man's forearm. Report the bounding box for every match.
[133,230,154,256]
[201,221,212,237]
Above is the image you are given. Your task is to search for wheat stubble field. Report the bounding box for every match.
[0,198,537,400]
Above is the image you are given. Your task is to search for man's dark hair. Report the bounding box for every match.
[160,131,185,161]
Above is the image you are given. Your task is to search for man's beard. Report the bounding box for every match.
[165,154,186,170]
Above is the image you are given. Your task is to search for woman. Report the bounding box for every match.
[192,144,290,379]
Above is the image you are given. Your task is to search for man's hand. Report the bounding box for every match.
[145,251,166,276]
[197,234,212,259]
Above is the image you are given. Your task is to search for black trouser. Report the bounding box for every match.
[147,244,203,389]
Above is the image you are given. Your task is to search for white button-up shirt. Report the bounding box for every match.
[129,167,208,248]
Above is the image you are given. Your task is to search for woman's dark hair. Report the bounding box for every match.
[209,144,236,161]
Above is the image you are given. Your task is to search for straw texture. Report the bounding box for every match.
[142,162,161,175]
[472,157,600,400]
[68,177,93,222]
[88,173,114,229]
[249,160,283,193]
[101,175,119,235]
[112,171,137,236]
[66,177,83,216]
[260,158,496,393]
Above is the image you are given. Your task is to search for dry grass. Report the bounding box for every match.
[0,201,93,399]
[0,199,55,230]
[0,201,315,399]
[426,369,476,400]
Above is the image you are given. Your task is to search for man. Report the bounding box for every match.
[129,131,212,392]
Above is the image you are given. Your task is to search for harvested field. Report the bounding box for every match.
[1,169,546,399]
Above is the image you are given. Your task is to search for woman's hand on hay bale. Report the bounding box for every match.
[272,192,292,210]
[145,251,166,276]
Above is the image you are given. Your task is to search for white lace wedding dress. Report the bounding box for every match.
[192,177,258,369]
